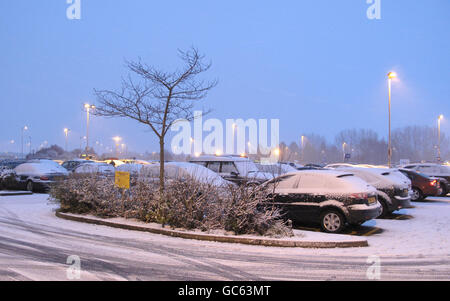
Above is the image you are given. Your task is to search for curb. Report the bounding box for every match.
[56,211,368,248]
[0,191,33,196]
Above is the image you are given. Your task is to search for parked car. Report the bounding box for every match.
[11,162,69,192]
[262,170,382,233]
[0,159,27,171]
[282,162,304,170]
[398,168,442,201]
[62,159,95,172]
[335,167,411,217]
[256,163,297,177]
[121,159,152,165]
[325,163,356,169]
[103,159,125,167]
[400,163,450,196]
[116,163,145,176]
[189,156,274,185]
[139,162,232,187]
[73,162,115,176]
[0,160,27,190]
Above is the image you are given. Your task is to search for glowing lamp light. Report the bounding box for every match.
[387,72,397,79]
[274,148,280,157]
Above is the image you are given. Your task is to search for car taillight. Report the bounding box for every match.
[430,180,437,186]
[40,176,49,181]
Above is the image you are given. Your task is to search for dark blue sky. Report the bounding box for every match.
[1,0,449,153]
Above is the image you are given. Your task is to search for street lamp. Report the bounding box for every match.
[84,103,96,153]
[301,135,305,162]
[342,142,347,162]
[387,72,397,167]
[21,126,28,159]
[438,115,444,162]
[113,136,122,157]
[64,128,70,152]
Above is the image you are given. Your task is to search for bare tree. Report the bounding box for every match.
[93,47,217,193]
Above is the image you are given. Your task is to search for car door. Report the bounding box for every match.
[219,162,241,182]
[268,174,316,223]
[292,174,326,222]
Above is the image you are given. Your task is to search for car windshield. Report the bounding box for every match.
[235,161,259,175]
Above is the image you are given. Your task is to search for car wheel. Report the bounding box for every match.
[378,199,390,218]
[320,210,345,233]
[26,181,34,192]
[411,188,423,201]
[440,187,448,197]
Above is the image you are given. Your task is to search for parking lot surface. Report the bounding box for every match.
[0,194,449,280]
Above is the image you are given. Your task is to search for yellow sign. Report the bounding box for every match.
[115,171,130,189]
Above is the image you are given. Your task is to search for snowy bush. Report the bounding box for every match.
[49,174,293,237]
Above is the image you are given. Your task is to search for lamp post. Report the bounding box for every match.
[438,115,444,162]
[64,128,70,152]
[21,126,28,159]
[113,136,122,157]
[84,103,96,153]
[342,142,347,162]
[301,135,305,163]
[387,72,397,168]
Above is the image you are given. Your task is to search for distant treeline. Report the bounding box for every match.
[277,125,449,165]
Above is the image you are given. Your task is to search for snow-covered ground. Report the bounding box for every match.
[0,194,449,280]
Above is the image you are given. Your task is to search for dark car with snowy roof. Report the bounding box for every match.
[262,170,382,233]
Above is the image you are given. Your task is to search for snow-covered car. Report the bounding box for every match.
[262,170,382,233]
[0,159,27,171]
[139,162,233,187]
[400,163,450,196]
[116,163,146,176]
[0,160,27,190]
[12,162,69,192]
[282,162,304,170]
[103,159,125,167]
[325,163,356,169]
[62,159,96,172]
[121,159,152,165]
[256,163,297,177]
[73,162,115,176]
[334,167,411,217]
[189,156,274,185]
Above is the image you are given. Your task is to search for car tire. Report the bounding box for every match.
[378,199,390,218]
[26,180,34,192]
[320,210,345,233]
[411,187,424,201]
[440,186,448,197]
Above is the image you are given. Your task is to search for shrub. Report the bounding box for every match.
[49,174,293,237]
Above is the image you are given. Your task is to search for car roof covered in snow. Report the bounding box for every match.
[14,162,69,176]
[284,169,355,178]
[268,169,375,194]
[74,162,114,174]
[116,163,145,174]
[140,162,232,186]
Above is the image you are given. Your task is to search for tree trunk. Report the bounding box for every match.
[159,137,165,195]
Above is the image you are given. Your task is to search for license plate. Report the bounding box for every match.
[368,197,376,205]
